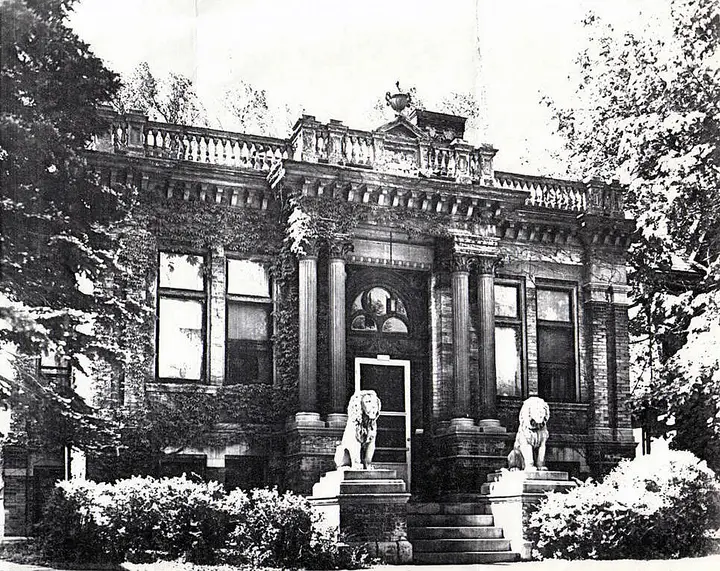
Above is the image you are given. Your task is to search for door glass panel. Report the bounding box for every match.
[360,364,405,412]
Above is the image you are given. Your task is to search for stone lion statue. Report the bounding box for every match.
[334,390,382,470]
[507,396,550,471]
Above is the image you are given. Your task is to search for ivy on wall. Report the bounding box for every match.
[93,174,474,471]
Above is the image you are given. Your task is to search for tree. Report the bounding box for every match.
[0,0,141,451]
[114,61,207,126]
[544,0,720,468]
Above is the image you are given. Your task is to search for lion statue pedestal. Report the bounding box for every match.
[506,396,550,471]
[333,390,381,470]
[310,390,411,564]
[479,397,577,560]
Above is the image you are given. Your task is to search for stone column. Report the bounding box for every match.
[477,256,499,421]
[328,239,353,426]
[451,254,472,419]
[208,246,226,386]
[298,244,319,417]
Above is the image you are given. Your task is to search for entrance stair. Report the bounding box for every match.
[407,501,520,564]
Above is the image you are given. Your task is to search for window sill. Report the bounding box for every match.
[147,382,218,394]
[498,396,589,409]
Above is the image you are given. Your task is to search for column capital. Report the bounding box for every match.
[451,253,473,273]
[299,239,319,259]
[583,282,632,306]
[474,255,504,276]
[327,235,354,259]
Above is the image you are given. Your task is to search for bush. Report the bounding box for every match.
[39,475,368,569]
[527,450,720,560]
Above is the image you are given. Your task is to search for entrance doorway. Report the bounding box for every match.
[354,357,411,486]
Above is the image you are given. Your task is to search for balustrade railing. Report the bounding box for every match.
[96,108,624,217]
[98,108,289,172]
[495,172,588,212]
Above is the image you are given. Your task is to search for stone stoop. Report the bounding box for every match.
[407,502,520,564]
[311,468,412,564]
[479,469,580,559]
[481,469,577,494]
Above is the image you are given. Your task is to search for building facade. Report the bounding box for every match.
[3,104,636,534]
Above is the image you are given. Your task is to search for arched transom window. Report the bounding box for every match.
[350,286,409,334]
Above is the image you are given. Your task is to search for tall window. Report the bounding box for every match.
[495,282,523,397]
[537,287,576,401]
[225,259,272,385]
[157,252,205,381]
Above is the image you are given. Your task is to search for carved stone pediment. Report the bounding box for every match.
[374,116,429,141]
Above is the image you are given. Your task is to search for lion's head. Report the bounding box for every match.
[520,396,550,431]
[347,389,381,443]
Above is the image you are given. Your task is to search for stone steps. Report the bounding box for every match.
[408,513,495,527]
[407,502,520,564]
[413,538,512,552]
[413,551,520,564]
[340,480,407,494]
[409,525,504,539]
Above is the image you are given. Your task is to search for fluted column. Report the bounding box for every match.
[477,255,500,420]
[298,244,318,412]
[328,239,353,416]
[451,255,472,418]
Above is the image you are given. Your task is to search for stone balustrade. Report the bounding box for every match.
[94,107,625,217]
[96,107,290,172]
[495,171,624,217]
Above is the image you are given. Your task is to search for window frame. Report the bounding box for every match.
[155,250,208,383]
[348,284,411,337]
[535,280,580,402]
[494,277,527,398]
[224,256,274,386]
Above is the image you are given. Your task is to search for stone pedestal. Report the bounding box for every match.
[432,422,509,495]
[311,468,412,564]
[481,469,578,560]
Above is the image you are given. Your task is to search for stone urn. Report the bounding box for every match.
[386,82,411,114]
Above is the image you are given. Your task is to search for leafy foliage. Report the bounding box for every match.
[219,79,299,137]
[39,476,369,568]
[544,0,720,468]
[0,0,142,447]
[527,450,720,560]
[114,61,207,126]
[89,384,296,480]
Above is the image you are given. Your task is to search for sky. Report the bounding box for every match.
[69,0,668,175]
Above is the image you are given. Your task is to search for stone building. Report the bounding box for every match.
[2,101,635,539]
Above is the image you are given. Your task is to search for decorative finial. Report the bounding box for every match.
[385,81,412,115]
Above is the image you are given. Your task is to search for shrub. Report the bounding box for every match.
[40,476,228,564]
[38,475,369,569]
[221,487,369,569]
[527,450,720,560]
[38,478,111,563]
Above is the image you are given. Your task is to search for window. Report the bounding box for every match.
[350,286,409,334]
[494,282,523,397]
[537,287,576,401]
[157,252,205,381]
[225,259,272,385]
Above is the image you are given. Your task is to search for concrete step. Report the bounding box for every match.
[342,468,398,480]
[486,470,569,482]
[481,479,577,494]
[407,501,489,515]
[413,538,512,553]
[413,551,520,564]
[339,480,406,494]
[407,513,495,527]
[408,525,504,540]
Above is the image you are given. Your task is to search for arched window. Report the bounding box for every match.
[350,286,409,334]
